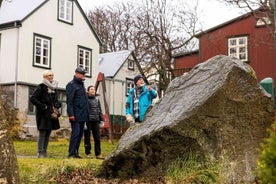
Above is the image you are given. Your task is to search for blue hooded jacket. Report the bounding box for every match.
[126,85,157,122]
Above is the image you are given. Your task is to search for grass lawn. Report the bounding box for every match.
[14,139,118,183]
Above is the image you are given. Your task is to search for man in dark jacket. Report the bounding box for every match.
[66,67,89,158]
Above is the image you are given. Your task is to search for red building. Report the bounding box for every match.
[174,50,199,76]
[174,9,276,86]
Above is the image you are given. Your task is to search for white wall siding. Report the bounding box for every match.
[16,0,99,89]
[0,29,18,83]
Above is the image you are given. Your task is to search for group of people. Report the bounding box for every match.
[31,67,157,159]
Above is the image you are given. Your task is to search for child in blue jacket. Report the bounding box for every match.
[126,74,157,124]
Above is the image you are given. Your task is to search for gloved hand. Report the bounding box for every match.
[84,123,88,130]
[100,121,105,128]
[126,114,135,124]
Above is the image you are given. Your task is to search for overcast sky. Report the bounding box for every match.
[78,0,245,30]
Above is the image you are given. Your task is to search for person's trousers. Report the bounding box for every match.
[38,130,51,157]
[84,122,101,156]
[68,121,85,157]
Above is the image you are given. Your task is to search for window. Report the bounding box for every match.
[126,79,135,96]
[78,46,92,76]
[28,86,67,117]
[228,36,248,62]
[57,91,67,117]
[58,0,73,24]
[28,86,36,114]
[128,59,134,70]
[33,34,51,68]
[256,17,271,27]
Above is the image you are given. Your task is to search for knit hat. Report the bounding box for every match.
[134,74,144,85]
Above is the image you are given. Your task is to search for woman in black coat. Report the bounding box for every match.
[30,70,61,158]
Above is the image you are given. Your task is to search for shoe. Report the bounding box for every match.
[86,153,93,158]
[38,153,48,158]
[96,154,104,159]
[68,155,82,159]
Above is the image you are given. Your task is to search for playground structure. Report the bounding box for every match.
[95,72,130,141]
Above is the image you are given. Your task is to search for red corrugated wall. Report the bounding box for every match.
[199,13,275,85]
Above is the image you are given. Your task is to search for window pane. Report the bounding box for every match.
[36,38,41,46]
[240,53,246,60]
[80,50,83,57]
[128,60,134,69]
[79,58,83,65]
[43,48,48,56]
[229,39,236,46]
[239,38,245,45]
[43,57,48,65]
[230,48,236,54]
[85,59,89,66]
[239,47,245,53]
[85,51,89,59]
[36,56,40,63]
[43,40,48,48]
[36,47,41,55]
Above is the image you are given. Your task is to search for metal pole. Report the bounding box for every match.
[274,0,276,107]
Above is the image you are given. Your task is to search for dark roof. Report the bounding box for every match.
[173,50,199,58]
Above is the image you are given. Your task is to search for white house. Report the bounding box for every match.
[98,50,139,131]
[0,0,101,137]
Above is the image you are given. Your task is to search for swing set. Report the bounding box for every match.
[94,72,129,142]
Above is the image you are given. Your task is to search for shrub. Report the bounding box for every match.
[0,88,22,139]
[256,122,276,184]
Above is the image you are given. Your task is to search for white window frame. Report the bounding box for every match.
[126,79,135,96]
[228,36,248,62]
[78,46,92,76]
[33,34,51,68]
[128,59,134,70]
[256,17,271,27]
[58,0,73,23]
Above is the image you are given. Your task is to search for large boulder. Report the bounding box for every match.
[0,94,20,184]
[98,55,274,182]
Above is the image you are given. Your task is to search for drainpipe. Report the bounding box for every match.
[14,21,19,108]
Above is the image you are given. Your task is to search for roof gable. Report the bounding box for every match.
[0,0,46,24]
[0,0,101,45]
[99,50,132,77]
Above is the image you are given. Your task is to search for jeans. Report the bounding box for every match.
[84,122,101,156]
[38,130,51,157]
[68,121,85,157]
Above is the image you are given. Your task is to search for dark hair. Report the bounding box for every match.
[87,85,95,91]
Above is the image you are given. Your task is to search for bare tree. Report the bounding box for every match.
[218,0,273,10]
[88,0,200,93]
[217,0,275,42]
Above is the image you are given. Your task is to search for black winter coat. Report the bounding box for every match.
[66,76,89,122]
[87,95,104,122]
[30,83,61,130]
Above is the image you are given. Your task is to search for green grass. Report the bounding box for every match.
[14,139,231,183]
[14,138,116,158]
[166,154,228,184]
[14,139,118,183]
